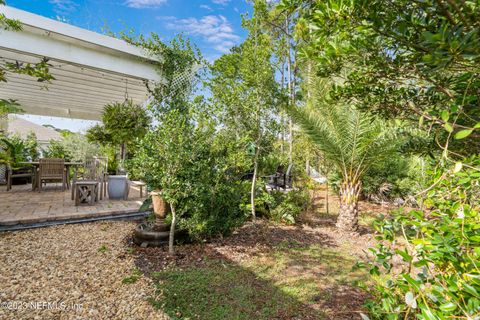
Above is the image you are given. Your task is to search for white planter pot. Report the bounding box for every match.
[107,175,128,200]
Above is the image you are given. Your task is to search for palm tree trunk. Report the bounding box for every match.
[336,180,361,232]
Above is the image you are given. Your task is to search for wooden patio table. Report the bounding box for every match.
[19,161,83,191]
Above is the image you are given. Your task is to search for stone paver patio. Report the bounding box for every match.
[0,182,144,227]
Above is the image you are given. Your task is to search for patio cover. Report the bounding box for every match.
[0,6,162,120]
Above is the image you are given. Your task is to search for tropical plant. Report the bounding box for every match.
[0,135,26,168]
[289,75,396,232]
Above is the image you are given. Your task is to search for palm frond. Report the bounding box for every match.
[290,71,396,182]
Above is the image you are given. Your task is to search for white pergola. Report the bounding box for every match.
[0,6,162,121]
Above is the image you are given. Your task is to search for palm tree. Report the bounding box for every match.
[289,76,396,232]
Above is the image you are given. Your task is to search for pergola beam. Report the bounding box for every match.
[0,7,161,82]
[0,6,161,121]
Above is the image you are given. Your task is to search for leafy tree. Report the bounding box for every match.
[289,74,396,232]
[293,0,480,154]
[255,0,300,166]
[45,134,100,162]
[291,0,480,318]
[127,34,204,254]
[209,4,280,219]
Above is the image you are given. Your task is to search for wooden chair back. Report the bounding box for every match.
[94,156,108,176]
[83,158,103,181]
[39,158,65,179]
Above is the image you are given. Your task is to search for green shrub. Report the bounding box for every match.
[253,186,311,225]
[359,157,480,319]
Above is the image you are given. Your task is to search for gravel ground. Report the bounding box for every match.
[0,221,168,320]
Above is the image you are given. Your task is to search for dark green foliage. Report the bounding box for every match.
[360,159,480,319]
[360,156,426,202]
[128,107,247,241]
[293,0,480,154]
[284,0,480,316]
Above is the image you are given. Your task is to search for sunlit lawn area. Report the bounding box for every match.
[133,190,382,320]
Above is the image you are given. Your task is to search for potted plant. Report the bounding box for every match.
[151,190,170,222]
[86,100,150,200]
[133,190,172,246]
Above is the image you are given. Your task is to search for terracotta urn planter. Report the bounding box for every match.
[133,190,173,247]
[151,190,170,219]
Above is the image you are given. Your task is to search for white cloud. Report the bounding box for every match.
[49,0,78,15]
[212,0,230,5]
[124,0,167,8]
[158,15,240,54]
[199,4,213,11]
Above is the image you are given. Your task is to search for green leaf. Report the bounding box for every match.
[419,115,424,126]
[454,129,473,139]
[463,282,479,297]
[441,110,449,122]
[444,123,453,133]
[439,302,457,312]
[395,249,413,262]
[421,308,439,320]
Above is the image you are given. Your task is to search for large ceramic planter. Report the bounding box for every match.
[107,175,128,200]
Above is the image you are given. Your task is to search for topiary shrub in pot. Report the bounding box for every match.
[86,100,150,200]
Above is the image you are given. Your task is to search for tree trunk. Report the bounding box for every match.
[168,203,177,255]
[325,180,329,215]
[121,143,126,163]
[336,180,361,232]
[250,145,260,220]
[286,16,294,167]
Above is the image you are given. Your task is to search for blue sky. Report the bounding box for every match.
[8,0,252,61]
[6,0,252,131]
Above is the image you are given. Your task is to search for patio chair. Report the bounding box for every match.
[94,156,108,199]
[71,157,106,201]
[6,164,34,191]
[37,158,66,192]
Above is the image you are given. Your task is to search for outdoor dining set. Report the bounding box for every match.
[5,157,112,206]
